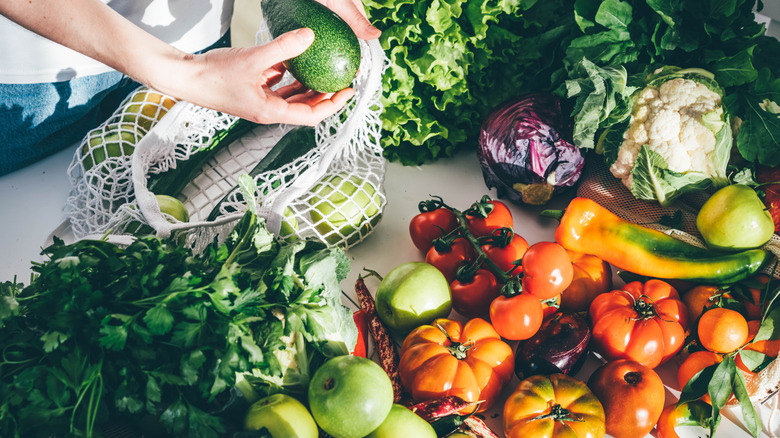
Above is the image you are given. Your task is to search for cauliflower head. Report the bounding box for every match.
[602,67,732,206]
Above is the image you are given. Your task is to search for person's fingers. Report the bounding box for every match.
[260,28,315,67]
[271,88,355,126]
[273,80,306,99]
[318,0,380,40]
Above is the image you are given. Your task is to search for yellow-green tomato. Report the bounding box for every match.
[696,184,774,251]
[308,174,381,246]
[365,404,437,438]
[244,393,318,438]
[375,262,452,333]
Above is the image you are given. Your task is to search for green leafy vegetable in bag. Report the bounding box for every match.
[0,210,355,438]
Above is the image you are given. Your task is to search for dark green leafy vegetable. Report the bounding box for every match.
[562,0,780,169]
[0,211,355,438]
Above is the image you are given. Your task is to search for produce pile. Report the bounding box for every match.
[358,193,780,438]
[3,0,780,437]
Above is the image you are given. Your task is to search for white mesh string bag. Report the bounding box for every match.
[64,36,389,253]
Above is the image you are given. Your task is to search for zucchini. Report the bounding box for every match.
[206,126,318,221]
[147,118,258,197]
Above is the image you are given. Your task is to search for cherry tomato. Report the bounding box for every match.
[426,238,476,283]
[409,208,460,253]
[521,241,574,300]
[588,359,666,438]
[489,293,544,341]
[465,199,513,237]
[482,232,529,274]
[451,269,502,319]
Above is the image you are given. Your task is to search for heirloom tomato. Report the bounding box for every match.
[589,280,688,368]
[521,241,574,300]
[489,293,544,341]
[426,237,476,283]
[587,359,665,438]
[503,373,605,438]
[451,269,501,319]
[409,207,460,253]
[465,199,513,237]
[481,230,529,274]
[398,318,514,413]
[559,250,612,313]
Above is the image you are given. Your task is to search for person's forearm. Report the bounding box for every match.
[0,0,189,91]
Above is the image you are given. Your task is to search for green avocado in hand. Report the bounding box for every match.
[696,184,775,251]
[261,0,361,93]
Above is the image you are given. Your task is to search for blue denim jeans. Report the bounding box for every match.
[0,31,231,176]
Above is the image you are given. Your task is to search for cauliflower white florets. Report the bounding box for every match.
[610,77,726,189]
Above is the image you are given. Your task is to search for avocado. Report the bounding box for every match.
[261,0,361,93]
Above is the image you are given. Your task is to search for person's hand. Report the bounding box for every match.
[314,0,381,40]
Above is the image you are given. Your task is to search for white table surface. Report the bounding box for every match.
[1,141,777,437]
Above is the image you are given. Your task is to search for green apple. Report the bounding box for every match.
[365,404,437,438]
[155,194,190,223]
[696,184,774,251]
[307,355,393,438]
[244,393,318,438]
[375,262,452,333]
[308,174,382,246]
[81,123,138,171]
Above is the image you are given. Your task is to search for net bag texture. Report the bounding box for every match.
[578,158,780,426]
[65,38,389,253]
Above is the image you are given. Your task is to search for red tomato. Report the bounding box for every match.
[451,269,502,319]
[589,279,689,368]
[588,359,666,438]
[465,199,513,237]
[482,232,529,274]
[489,293,544,341]
[559,250,612,313]
[521,241,574,300]
[409,208,460,253]
[540,294,561,320]
[426,237,476,283]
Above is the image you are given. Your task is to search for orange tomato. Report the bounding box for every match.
[697,307,749,354]
[559,250,612,313]
[677,350,722,404]
[503,374,605,438]
[681,284,722,323]
[398,318,514,413]
[589,280,689,368]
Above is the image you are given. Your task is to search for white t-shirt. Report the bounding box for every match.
[0,0,234,84]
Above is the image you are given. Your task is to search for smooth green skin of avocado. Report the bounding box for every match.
[261,0,360,93]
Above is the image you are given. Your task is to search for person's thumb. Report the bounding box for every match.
[263,28,315,64]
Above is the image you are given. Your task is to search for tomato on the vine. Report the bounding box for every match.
[409,207,460,253]
[465,198,513,237]
[426,237,476,283]
[521,241,574,300]
[481,231,529,274]
[489,293,544,341]
[589,279,688,368]
[451,268,502,319]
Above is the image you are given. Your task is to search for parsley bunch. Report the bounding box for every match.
[0,211,355,438]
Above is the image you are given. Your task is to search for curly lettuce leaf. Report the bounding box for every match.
[366,0,577,164]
